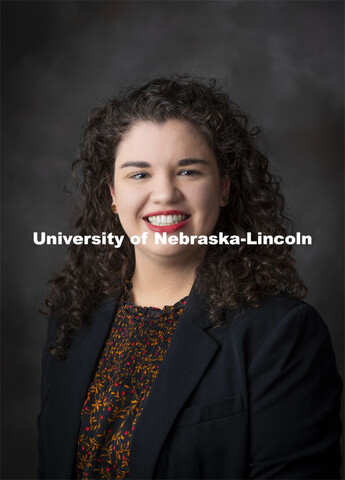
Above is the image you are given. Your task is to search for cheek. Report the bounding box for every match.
[115,183,140,210]
[191,182,220,214]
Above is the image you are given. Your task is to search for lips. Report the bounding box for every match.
[143,210,191,233]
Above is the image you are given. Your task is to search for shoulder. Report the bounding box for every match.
[219,292,336,369]
[217,292,341,411]
[226,291,326,335]
[44,297,119,353]
[227,291,318,328]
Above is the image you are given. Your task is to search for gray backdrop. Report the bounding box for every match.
[2,1,344,478]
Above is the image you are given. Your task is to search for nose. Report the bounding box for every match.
[150,173,182,205]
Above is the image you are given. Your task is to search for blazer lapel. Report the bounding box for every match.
[47,298,119,479]
[129,288,219,479]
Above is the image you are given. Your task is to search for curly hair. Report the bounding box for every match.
[45,74,307,358]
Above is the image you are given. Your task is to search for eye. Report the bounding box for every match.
[178,169,201,176]
[129,172,150,180]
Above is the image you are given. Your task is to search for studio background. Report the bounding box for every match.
[2,1,343,478]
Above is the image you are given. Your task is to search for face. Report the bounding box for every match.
[109,119,229,264]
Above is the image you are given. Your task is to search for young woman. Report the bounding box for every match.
[37,75,342,479]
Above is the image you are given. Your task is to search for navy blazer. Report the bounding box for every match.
[37,287,342,479]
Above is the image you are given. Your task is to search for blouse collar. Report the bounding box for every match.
[120,279,188,319]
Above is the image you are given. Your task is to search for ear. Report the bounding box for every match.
[220,175,230,207]
[107,174,116,203]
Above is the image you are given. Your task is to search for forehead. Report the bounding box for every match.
[115,119,213,163]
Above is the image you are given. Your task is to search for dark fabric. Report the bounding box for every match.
[75,289,186,479]
[37,287,343,479]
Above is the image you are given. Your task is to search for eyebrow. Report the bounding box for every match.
[177,158,209,166]
[119,158,209,168]
[119,161,151,168]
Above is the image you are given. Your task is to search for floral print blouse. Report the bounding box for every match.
[75,286,187,479]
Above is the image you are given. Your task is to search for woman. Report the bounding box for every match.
[37,75,342,479]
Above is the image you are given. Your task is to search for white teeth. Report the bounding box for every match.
[147,214,188,226]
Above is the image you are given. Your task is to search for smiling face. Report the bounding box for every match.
[110,119,229,264]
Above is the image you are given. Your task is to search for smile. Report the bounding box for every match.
[143,210,191,233]
[146,214,189,226]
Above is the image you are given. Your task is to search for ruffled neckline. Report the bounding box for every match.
[119,280,188,319]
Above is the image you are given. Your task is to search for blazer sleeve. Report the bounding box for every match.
[248,303,343,479]
[37,315,58,480]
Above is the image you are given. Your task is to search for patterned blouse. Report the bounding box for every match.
[75,285,187,479]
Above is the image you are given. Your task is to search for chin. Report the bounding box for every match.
[140,244,196,260]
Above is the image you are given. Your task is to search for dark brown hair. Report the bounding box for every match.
[45,74,306,358]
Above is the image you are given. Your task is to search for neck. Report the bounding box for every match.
[130,250,204,308]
